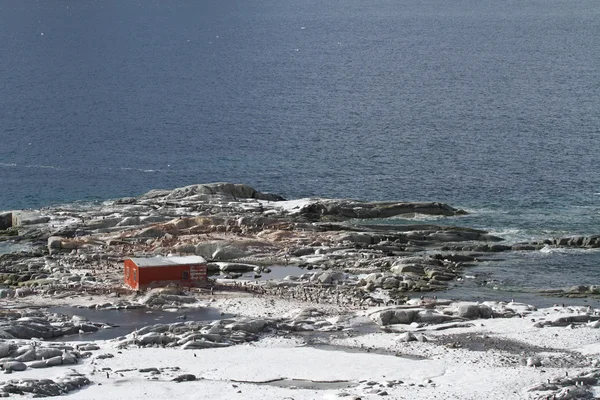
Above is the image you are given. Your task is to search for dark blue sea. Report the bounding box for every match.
[1,0,599,305]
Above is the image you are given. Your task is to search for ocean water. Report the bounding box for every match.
[1,0,599,301]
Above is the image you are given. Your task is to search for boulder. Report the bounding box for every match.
[454,303,494,319]
[372,309,418,326]
[181,340,230,350]
[11,211,50,226]
[28,360,48,369]
[195,242,220,258]
[0,342,12,358]
[134,226,170,238]
[47,236,63,250]
[138,332,167,346]
[339,234,375,245]
[61,352,77,365]
[0,212,12,230]
[116,216,142,227]
[4,361,27,371]
[212,246,248,261]
[45,356,63,367]
[76,344,100,351]
[228,319,268,334]
[174,244,196,254]
[172,374,197,382]
[158,183,284,202]
[315,271,345,284]
[399,332,417,342]
[390,264,425,276]
[215,262,257,273]
[139,367,160,373]
[382,277,400,289]
[417,310,452,324]
[15,349,36,362]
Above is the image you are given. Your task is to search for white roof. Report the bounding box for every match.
[129,255,207,268]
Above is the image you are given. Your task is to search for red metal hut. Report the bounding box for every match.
[124,256,208,290]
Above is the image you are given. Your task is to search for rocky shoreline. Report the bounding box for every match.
[1,183,600,399]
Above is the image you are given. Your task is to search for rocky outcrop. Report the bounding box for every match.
[140,182,285,202]
[527,369,600,399]
[0,212,12,230]
[295,200,466,222]
[0,312,102,340]
[0,372,91,397]
[370,301,528,326]
[550,235,600,249]
[117,317,273,350]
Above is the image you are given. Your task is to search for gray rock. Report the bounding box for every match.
[399,332,416,342]
[0,212,12,230]
[11,211,50,226]
[139,367,160,373]
[526,356,542,367]
[212,246,248,261]
[47,237,63,251]
[116,216,142,227]
[3,361,27,371]
[156,183,284,202]
[28,360,48,369]
[45,356,63,367]
[138,332,168,346]
[456,303,494,319]
[390,264,425,276]
[76,344,100,351]
[315,271,345,284]
[372,309,418,326]
[62,352,77,365]
[417,310,452,324]
[0,343,12,358]
[172,374,197,382]
[15,349,36,362]
[181,340,230,350]
[195,242,220,258]
[216,262,257,273]
[228,319,268,334]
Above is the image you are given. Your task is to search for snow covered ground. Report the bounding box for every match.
[3,294,600,400]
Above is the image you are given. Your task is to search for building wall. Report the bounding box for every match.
[124,260,207,290]
[124,259,139,290]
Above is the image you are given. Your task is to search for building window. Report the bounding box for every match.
[133,270,137,282]
[182,271,190,280]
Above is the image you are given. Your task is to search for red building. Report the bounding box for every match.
[124,256,208,290]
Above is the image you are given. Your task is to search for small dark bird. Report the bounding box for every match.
[194,353,197,357]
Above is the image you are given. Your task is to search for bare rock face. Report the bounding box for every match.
[0,373,91,397]
[0,212,12,230]
[141,182,285,202]
[372,309,418,326]
[296,200,466,222]
[454,303,494,319]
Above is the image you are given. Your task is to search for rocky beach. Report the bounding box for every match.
[1,183,600,399]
